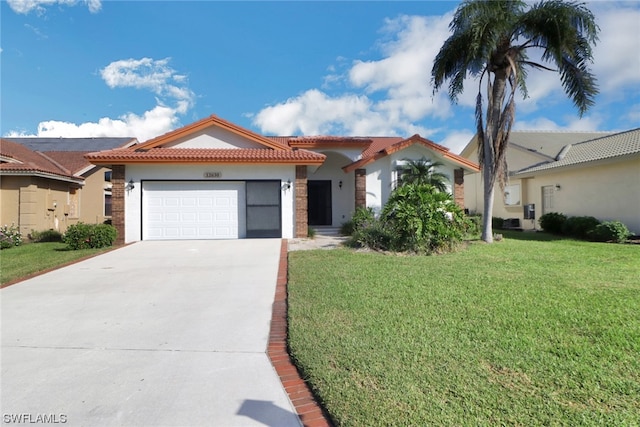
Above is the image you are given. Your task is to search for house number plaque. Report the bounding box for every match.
[204,172,222,178]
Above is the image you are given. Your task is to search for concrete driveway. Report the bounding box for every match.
[1,240,301,427]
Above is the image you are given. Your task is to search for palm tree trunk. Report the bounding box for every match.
[481,70,508,243]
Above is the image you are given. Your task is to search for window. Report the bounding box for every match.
[104,170,112,182]
[503,184,521,206]
[104,191,112,217]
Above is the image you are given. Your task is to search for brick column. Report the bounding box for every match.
[295,166,308,238]
[111,165,125,245]
[355,169,366,209]
[454,168,465,209]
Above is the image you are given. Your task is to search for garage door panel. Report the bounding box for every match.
[143,181,245,240]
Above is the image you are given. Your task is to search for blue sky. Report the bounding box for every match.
[2,0,639,153]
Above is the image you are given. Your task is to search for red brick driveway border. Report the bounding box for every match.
[268,239,334,427]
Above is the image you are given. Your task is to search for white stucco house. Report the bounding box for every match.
[461,128,640,234]
[86,114,479,244]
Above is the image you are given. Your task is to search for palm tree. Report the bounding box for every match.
[395,157,449,192]
[432,0,599,242]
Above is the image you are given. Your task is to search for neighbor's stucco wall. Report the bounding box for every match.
[521,157,640,233]
[124,164,296,243]
[0,176,79,236]
[79,167,111,225]
[0,176,25,230]
[466,156,640,233]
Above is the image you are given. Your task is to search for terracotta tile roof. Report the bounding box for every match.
[286,136,373,149]
[85,148,326,165]
[515,128,640,175]
[343,134,480,173]
[0,139,83,182]
[39,151,92,175]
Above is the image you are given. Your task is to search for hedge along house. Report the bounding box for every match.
[86,114,479,244]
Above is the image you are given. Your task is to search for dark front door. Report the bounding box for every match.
[308,180,332,226]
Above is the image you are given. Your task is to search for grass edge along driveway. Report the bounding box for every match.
[287,233,640,426]
[1,242,112,286]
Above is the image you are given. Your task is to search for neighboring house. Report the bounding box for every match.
[460,129,640,234]
[0,137,137,236]
[86,114,479,244]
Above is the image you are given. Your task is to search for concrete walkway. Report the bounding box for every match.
[1,240,301,427]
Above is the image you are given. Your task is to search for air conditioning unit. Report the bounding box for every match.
[523,204,535,220]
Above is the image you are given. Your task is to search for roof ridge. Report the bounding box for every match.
[35,151,72,175]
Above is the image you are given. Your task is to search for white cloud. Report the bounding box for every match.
[589,2,640,93]
[253,14,454,137]
[253,4,638,141]
[7,57,194,142]
[7,0,101,14]
[440,130,476,155]
[100,57,194,108]
[5,105,179,142]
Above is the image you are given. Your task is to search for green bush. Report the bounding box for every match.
[64,222,117,250]
[0,224,23,249]
[307,227,317,239]
[30,229,64,243]
[465,215,482,236]
[347,219,393,251]
[562,216,600,239]
[380,184,467,253]
[539,212,567,234]
[341,207,376,237]
[589,221,631,243]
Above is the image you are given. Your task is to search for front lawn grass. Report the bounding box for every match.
[1,243,111,286]
[288,233,640,426]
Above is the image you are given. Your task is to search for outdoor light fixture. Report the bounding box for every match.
[555,184,561,191]
[126,179,135,191]
[283,179,292,191]
[339,180,343,189]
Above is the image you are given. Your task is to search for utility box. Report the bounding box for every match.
[523,204,535,220]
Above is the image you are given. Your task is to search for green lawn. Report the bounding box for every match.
[1,242,112,286]
[288,233,640,426]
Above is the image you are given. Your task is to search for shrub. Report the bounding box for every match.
[64,222,117,250]
[589,221,631,243]
[0,224,23,249]
[347,219,393,251]
[492,217,505,229]
[539,212,567,234]
[307,227,317,239]
[380,184,467,253]
[465,215,482,236]
[341,207,376,237]
[30,229,64,243]
[562,216,600,239]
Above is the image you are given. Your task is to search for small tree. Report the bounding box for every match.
[395,157,449,192]
[432,0,599,243]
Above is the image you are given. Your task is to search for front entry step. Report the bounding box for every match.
[311,226,341,237]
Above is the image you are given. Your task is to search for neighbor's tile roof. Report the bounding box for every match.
[3,137,136,175]
[0,139,83,182]
[85,147,326,165]
[3,137,137,152]
[515,128,640,175]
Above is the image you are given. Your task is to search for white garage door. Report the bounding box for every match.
[143,181,246,240]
